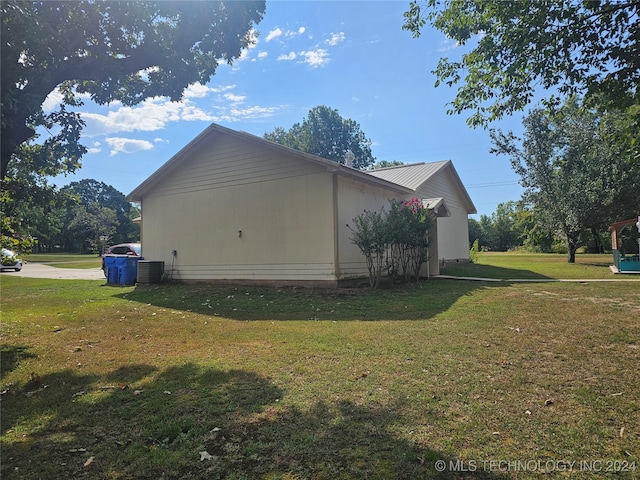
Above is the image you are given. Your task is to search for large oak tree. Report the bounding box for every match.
[403,0,640,126]
[491,97,640,263]
[1,0,266,180]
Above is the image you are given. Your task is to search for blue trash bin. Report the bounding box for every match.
[104,256,119,284]
[118,256,143,285]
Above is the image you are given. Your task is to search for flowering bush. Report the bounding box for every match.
[387,199,434,282]
[348,198,434,287]
[346,208,389,288]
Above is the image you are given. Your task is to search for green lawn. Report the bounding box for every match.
[1,254,639,479]
[25,253,102,269]
[441,252,617,279]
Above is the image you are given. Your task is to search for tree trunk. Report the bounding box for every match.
[591,227,604,254]
[566,233,579,263]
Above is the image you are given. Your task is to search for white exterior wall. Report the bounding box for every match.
[335,176,440,278]
[140,133,337,282]
[415,169,471,261]
[335,175,405,279]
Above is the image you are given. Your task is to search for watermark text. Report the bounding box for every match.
[434,459,636,473]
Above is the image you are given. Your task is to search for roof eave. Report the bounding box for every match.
[126,122,415,201]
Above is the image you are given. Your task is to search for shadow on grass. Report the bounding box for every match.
[1,362,507,479]
[113,279,512,321]
[0,345,38,380]
[440,263,552,280]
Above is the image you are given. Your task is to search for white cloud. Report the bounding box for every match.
[80,96,216,135]
[105,137,154,156]
[87,141,102,154]
[257,51,268,59]
[42,89,64,112]
[184,83,213,98]
[212,105,281,123]
[300,49,330,68]
[277,51,297,61]
[266,26,306,43]
[211,85,237,93]
[266,27,283,42]
[437,38,461,52]
[326,32,345,46]
[223,93,247,103]
[75,84,281,137]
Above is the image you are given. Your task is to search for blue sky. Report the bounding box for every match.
[47,0,527,218]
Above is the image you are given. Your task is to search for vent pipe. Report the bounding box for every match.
[344,149,355,167]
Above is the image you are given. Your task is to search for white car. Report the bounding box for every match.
[1,248,23,271]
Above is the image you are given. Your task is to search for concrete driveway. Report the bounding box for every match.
[1,262,105,280]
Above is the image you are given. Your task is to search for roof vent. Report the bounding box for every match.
[344,149,355,168]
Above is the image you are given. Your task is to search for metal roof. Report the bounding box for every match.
[367,161,477,214]
[367,161,450,190]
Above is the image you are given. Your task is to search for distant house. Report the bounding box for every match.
[368,162,477,262]
[127,123,475,286]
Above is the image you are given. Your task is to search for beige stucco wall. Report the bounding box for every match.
[140,133,337,282]
[335,175,399,279]
[415,169,471,262]
[335,175,440,279]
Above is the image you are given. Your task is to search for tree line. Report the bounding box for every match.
[1,178,139,254]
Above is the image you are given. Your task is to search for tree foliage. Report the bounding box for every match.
[370,160,405,170]
[264,106,376,169]
[470,201,524,252]
[60,180,139,252]
[1,175,139,253]
[347,198,434,287]
[403,0,640,136]
[468,202,557,253]
[491,97,640,262]
[1,0,266,180]
[346,209,389,288]
[0,155,76,253]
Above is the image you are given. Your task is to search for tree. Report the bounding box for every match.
[347,209,389,288]
[370,160,405,170]
[386,198,434,282]
[347,198,434,287]
[61,180,139,249]
[491,96,640,262]
[1,1,266,180]
[65,204,118,253]
[0,155,77,253]
[264,106,376,169]
[467,218,483,247]
[403,0,640,127]
[489,201,524,252]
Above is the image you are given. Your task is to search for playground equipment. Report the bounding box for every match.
[608,216,640,273]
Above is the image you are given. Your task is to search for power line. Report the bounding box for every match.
[466,181,520,188]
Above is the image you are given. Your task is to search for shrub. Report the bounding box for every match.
[469,239,480,263]
[347,209,389,288]
[348,199,434,287]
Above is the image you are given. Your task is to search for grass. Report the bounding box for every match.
[1,254,639,479]
[441,252,617,279]
[24,253,101,269]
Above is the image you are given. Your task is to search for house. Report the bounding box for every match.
[126,123,475,286]
[367,162,477,263]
